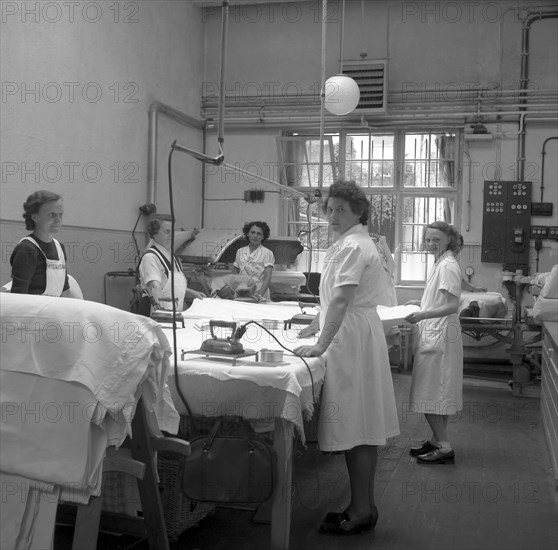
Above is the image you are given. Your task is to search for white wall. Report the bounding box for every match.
[1,1,205,303]
[202,128,286,231]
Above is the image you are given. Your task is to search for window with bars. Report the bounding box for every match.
[277,130,461,285]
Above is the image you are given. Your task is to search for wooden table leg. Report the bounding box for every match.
[270,418,293,550]
[127,398,170,550]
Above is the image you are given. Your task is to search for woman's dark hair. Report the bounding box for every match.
[423,221,462,253]
[23,190,63,230]
[455,234,464,256]
[323,180,370,225]
[242,221,270,242]
[147,214,172,238]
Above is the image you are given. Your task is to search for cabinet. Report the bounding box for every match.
[541,322,558,480]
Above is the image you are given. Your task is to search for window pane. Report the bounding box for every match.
[345,134,394,187]
[277,135,339,187]
[368,193,396,251]
[400,251,427,282]
[346,160,367,185]
[288,197,331,249]
[404,132,457,188]
[402,196,455,251]
[370,161,393,187]
[400,251,436,282]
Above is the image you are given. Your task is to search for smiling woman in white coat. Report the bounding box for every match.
[404,220,463,465]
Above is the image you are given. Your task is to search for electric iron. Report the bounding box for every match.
[200,320,245,355]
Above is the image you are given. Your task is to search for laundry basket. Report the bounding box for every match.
[101,447,215,541]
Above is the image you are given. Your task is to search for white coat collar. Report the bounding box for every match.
[334,223,367,245]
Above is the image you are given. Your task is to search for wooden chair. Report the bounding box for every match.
[57,398,190,550]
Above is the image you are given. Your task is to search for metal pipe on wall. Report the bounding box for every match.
[517,7,558,181]
[147,101,205,205]
[202,111,557,130]
[318,0,327,188]
[540,136,558,202]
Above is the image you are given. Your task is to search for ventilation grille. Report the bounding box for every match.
[341,60,387,113]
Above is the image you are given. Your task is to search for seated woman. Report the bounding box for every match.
[9,190,77,298]
[231,221,275,302]
[139,215,205,314]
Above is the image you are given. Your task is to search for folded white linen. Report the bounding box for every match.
[0,371,107,499]
[0,293,179,434]
[184,297,303,322]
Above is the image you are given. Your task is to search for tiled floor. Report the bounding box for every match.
[55,372,558,550]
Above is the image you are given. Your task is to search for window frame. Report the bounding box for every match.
[279,128,462,286]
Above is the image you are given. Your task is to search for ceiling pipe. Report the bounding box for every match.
[517,6,558,181]
[147,101,205,204]
[202,110,557,128]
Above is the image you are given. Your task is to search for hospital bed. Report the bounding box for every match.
[447,286,541,395]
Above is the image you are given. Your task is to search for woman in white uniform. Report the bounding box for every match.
[139,215,205,313]
[295,181,399,536]
[404,221,463,464]
[9,190,70,297]
[232,221,275,301]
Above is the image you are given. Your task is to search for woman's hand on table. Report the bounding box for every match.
[190,290,206,300]
[293,342,327,357]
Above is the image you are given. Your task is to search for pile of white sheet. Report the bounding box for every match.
[0,293,179,549]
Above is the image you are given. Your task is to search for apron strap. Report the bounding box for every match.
[142,246,182,279]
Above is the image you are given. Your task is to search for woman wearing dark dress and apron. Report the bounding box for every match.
[8,190,70,297]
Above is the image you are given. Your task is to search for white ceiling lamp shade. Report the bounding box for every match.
[324,74,360,116]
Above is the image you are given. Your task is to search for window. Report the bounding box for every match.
[277,130,461,285]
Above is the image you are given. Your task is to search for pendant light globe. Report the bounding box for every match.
[324,74,360,116]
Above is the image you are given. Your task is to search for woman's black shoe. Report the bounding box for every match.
[319,507,378,535]
[416,448,455,464]
[409,440,438,457]
[322,507,349,528]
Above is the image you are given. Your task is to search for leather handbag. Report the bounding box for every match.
[182,418,276,504]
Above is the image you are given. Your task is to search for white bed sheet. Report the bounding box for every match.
[184,297,419,329]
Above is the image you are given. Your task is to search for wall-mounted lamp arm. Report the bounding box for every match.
[220,161,310,200]
[171,140,225,166]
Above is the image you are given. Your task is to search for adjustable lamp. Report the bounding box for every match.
[324,74,360,116]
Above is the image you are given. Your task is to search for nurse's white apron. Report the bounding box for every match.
[145,246,187,311]
[20,236,66,297]
[409,251,463,414]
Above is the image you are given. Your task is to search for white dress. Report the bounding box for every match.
[317,224,400,451]
[233,244,275,300]
[410,250,463,414]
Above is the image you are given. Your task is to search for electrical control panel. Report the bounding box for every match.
[530,226,549,239]
[481,181,532,272]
